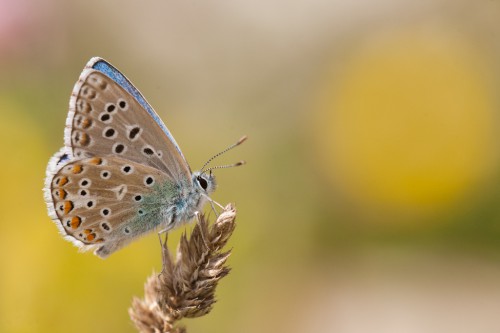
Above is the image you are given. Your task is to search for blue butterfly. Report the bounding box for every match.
[44,57,245,258]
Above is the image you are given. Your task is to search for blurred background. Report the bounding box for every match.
[1,0,500,332]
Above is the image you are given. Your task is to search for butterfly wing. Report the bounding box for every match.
[90,58,188,163]
[44,151,179,258]
[65,57,191,181]
[44,57,196,257]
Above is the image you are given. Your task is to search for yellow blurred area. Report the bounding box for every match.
[2,1,500,333]
[315,27,499,220]
[0,100,52,330]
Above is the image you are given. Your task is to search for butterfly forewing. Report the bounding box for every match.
[65,68,191,182]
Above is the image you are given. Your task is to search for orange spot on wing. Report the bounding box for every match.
[83,229,92,235]
[80,133,89,145]
[56,189,67,200]
[70,216,81,229]
[59,176,68,187]
[89,157,102,165]
[95,238,104,243]
[81,118,92,129]
[72,165,83,174]
[63,201,74,214]
[87,233,96,241]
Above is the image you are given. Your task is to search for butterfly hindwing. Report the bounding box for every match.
[65,62,191,182]
[45,153,175,258]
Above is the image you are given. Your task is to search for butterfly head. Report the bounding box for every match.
[193,171,217,194]
[194,135,247,194]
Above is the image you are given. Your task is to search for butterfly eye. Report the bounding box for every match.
[197,176,208,190]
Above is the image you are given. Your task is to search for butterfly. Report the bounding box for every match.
[44,57,245,258]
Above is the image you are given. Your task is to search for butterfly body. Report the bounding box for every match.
[130,171,216,236]
[44,57,218,258]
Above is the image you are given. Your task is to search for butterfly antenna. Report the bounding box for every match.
[200,135,247,173]
[203,161,246,174]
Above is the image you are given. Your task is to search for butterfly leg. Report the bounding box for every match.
[157,228,170,277]
[202,193,224,217]
[209,200,220,218]
[157,207,177,249]
[157,229,168,248]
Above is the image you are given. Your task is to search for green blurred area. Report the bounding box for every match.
[2,1,500,332]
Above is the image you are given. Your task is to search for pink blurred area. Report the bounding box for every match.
[0,0,49,56]
[0,0,31,45]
